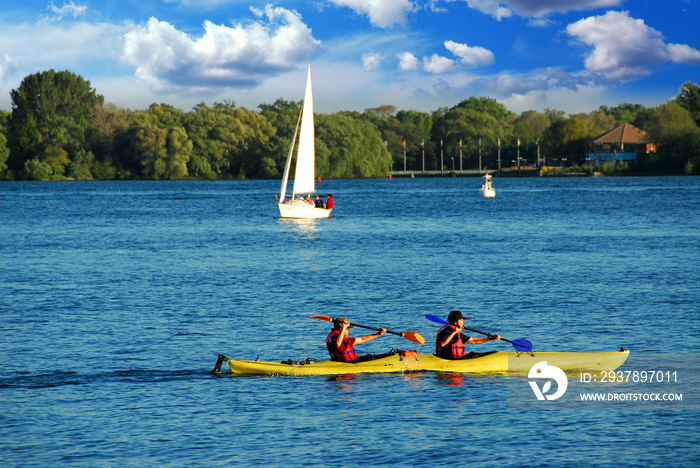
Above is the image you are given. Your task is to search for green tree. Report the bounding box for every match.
[381,117,427,171]
[0,111,9,178]
[598,103,647,127]
[225,106,275,179]
[644,102,700,173]
[396,110,432,141]
[7,69,103,179]
[513,110,550,164]
[584,110,616,137]
[389,110,434,170]
[352,107,432,172]
[430,98,514,169]
[513,110,549,144]
[675,81,700,126]
[316,114,392,178]
[259,99,302,176]
[91,102,133,179]
[67,149,95,180]
[541,109,610,165]
[366,105,397,120]
[437,106,512,169]
[132,104,192,179]
[183,102,230,178]
[359,105,396,134]
[453,96,513,122]
[23,158,53,180]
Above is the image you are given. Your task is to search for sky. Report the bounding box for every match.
[0,0,698,116]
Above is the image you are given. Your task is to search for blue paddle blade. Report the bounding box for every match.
[512,339,533,352]
[425,314,449,325]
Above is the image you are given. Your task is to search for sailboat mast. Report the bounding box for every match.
[279,109,302,203]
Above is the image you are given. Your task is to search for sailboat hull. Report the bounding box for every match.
[278,199,332,219]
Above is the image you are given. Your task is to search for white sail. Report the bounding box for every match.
[277,65,332,219]
[278,111,301,202]
[292,66,315,197]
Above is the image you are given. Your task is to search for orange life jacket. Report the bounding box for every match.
[436,324,466,358]
[326,330,358,362]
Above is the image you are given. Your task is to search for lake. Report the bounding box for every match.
[1,176,699,466]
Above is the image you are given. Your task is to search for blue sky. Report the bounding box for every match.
[0,1,698,115]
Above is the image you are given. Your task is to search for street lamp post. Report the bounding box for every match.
[403,140,406,171]
[478,138,482,171]
[497,138,501,172]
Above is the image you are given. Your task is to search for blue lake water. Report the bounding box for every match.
[1,176,699,466]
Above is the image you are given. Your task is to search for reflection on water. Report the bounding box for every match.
[435,372,466,387]
[279,218,322,237]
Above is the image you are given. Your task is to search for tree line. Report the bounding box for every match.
[0,69,698,181]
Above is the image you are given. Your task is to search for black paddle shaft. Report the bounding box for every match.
[350,322,403,337]
[461,326,513,344]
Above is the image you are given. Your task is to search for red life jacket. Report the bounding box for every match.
[436,324,466,358]
[326,330,358,362]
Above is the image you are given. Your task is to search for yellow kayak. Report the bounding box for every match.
[216,349,629,376]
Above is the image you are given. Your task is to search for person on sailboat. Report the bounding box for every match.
[326,194,334,210]
[305,195,314,206]
[435,310,501,359]
[314,195,326,209]
[326,317,386,362]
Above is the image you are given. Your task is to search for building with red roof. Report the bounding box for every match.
[586,123,656,167]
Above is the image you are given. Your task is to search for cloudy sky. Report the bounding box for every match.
[0,1,698,115]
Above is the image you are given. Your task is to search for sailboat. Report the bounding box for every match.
[479,171,496,198]
[277,66,332,219]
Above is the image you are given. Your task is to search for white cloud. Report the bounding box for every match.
[0,20,128,71]
[362,52,383,70]
[452,0,512,21]
[0,52,17,82]
[42,1,88,23]
[452,0,623,20]
[500,84,608,115]
[397,51,419,70]
[505,0,622,18]
[423,54,455,73]
[491,73,548,95]
[566,10,700,80]
[122,6,321,91]
[479,67,613,96]
[0,18,131,109]
[328,0,414,28]
[527,18,552,28]
[667,43,700,65]
[445,40,494,66]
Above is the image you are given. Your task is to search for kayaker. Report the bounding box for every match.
[436,310,501,359]
[327,317,386,362]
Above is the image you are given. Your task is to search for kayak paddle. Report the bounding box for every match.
[425,314,532,352]
[308,315,425,345]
